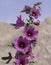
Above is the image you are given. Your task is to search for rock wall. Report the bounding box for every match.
[0,17,51,65]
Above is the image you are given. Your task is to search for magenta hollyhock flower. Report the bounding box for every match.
[13,36,30,52]
[21,5,31,14]
[23,25,38,40]
[15,51,25,59]
[25,46,35,58]
[16,15,25,29]
[34,20,40,26]
[30,8,41,19]
[15,55,28,65]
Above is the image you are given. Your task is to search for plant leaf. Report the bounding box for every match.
[8,43,14,47]
[11,23,16,26]
[1,52,12,64]
[8,45,13,47]
[29,61,37,65]
[33,2,42,8]
[34,2,42,6]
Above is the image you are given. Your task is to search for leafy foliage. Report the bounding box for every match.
[1,52,12,64]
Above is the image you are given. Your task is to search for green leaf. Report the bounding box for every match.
[1,52,12,64]
[29,61,36,65]
[34,2,42,6]
[8,43,14,48]
[11,23,16,26]
[33,2,42,8]
[8,45,13,47]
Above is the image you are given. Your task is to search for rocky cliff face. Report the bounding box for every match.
[0,17,51,65]
[0,22,23,46]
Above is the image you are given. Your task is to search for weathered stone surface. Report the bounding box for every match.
[0,17,51,65]
[0,22,23,46]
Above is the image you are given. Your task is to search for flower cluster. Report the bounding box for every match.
[13,2,41,65]
[1,2,42,65]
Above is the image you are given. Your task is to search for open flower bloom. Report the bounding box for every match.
[23,25,38,40]
[13,36,30,52]
[21,5,31,14]
[15,55,28,65]
[30,8,41,19]
[16,15,25,29]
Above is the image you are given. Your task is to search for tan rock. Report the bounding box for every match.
[0,17,51,65]
[0,22,23,46]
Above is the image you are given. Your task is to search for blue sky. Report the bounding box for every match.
[0,0,51,23]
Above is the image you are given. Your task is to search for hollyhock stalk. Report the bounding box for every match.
[1,2,41,65]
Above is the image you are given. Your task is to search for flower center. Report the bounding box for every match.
[20,61,24,65]
[19,42,25,48]
[32,12,36,16]
[27,32,32,36]
[20,64,22,65]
